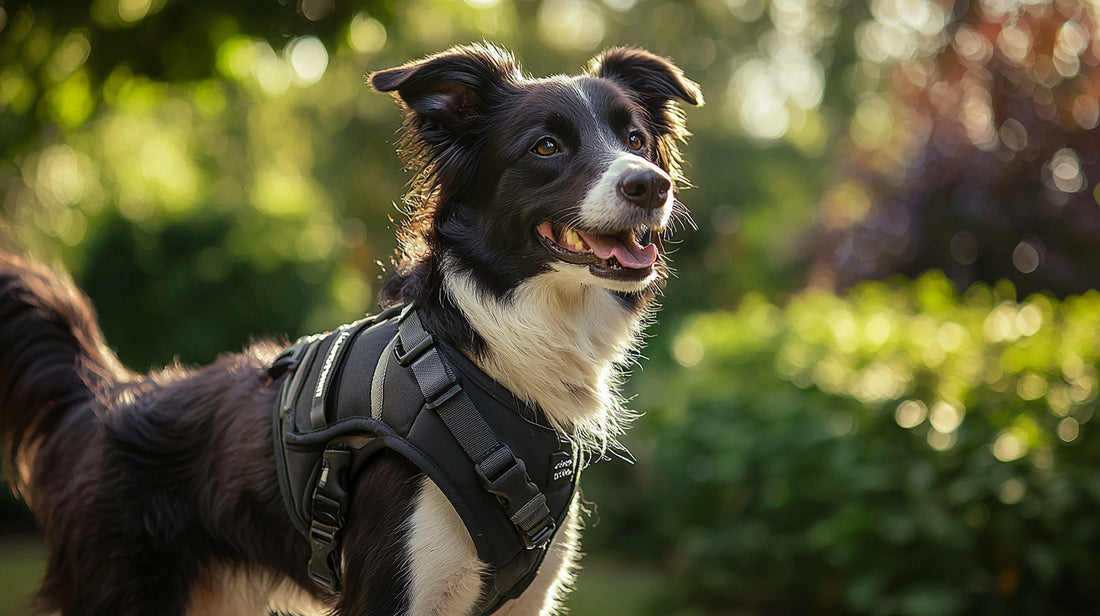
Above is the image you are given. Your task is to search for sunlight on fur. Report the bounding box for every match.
[406,479,488,616]
[445,261,643,460]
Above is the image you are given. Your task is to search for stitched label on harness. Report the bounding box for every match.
[313,329,351,406]
[550,451,573,483]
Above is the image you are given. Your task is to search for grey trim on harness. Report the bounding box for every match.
[369,335,396,420]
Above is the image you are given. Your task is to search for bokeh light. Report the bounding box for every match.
[286,36,329,87]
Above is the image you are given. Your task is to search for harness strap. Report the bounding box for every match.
[307,447,353,590]
[395,306,557,549]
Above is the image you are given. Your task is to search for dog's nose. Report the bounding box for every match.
[618,169,671,210]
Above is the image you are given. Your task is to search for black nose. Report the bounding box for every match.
[618,170,671,210]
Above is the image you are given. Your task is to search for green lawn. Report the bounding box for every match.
[566,555,665,615]
[0,538,658,615]
[0,538,45,616]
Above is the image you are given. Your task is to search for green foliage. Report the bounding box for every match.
[4,1,1100,613]
[1,3,407,366]
[592,274,1100,615]
[1,0,880,367]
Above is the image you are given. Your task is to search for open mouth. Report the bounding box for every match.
[536,221,663,281]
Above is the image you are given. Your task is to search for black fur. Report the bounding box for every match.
[0,253,424,614]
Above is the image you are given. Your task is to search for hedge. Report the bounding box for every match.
[589,273,1100,616]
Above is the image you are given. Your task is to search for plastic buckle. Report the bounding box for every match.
[509,492,556,549]
[312,492,342,527]
[475,450,534,508]
[307,518,341,590]
[305,448,351,591]
[525,518,557,549]
[310,519,338,546]
[424,382,462,410]
[394,333,434,367]
[475,449,556,548]
[311,449,350,523]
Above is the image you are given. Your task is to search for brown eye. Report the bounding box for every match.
[628,132,644,151]
[533,138,560,156]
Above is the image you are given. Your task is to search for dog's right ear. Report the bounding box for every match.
[370,44,520,145]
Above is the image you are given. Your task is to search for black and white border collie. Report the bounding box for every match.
[0,43,700,615]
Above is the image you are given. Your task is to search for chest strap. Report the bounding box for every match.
[394,306,557,550]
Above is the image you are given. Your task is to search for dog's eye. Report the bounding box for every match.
[627,132,645,151]
[532,138,560,156]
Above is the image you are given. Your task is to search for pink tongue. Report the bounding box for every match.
[576,230,658,269]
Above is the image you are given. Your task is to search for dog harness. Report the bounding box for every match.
[267,304,579,613]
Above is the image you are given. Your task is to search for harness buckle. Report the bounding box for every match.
[394,332,434,366]
[306,447,353,592]
[475,448,530,497]
[309,520,338,546]
[307,516,341,591]
[475,447,557,549]
[424,381,462,410]
[312,492,343,527]
[511,492,556,549]
[525,516,557,549]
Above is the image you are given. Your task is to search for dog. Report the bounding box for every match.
[0,43,701,615]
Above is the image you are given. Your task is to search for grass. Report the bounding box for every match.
[566,554,665,615]
[0,538,45,616]
[0,538,659,615]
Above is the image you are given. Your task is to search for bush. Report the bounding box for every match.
[600,273,1100,615]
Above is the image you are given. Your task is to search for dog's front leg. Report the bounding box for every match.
[336,464,484,616]
[404,477,488,616]
[341,467,580,616]
[492,498,582,616]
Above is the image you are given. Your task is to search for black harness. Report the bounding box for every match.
[268,304,579,613]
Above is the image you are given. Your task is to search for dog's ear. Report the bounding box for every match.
[370,44,520,145]
[589,47,702,109]
[589,48,703,176]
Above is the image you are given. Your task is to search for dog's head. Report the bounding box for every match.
[371,43,702,300]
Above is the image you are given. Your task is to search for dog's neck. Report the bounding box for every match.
[443,258,646,452]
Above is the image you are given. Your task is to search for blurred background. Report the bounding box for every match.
[2,0,1100,614]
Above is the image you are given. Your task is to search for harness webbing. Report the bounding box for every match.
[395,307,557,549]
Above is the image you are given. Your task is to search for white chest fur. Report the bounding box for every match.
[444,261,645,454]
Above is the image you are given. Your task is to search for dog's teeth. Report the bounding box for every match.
[562,228,586,252]
[636,226,652,247]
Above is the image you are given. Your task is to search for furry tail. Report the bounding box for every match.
[0,252,131,496]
